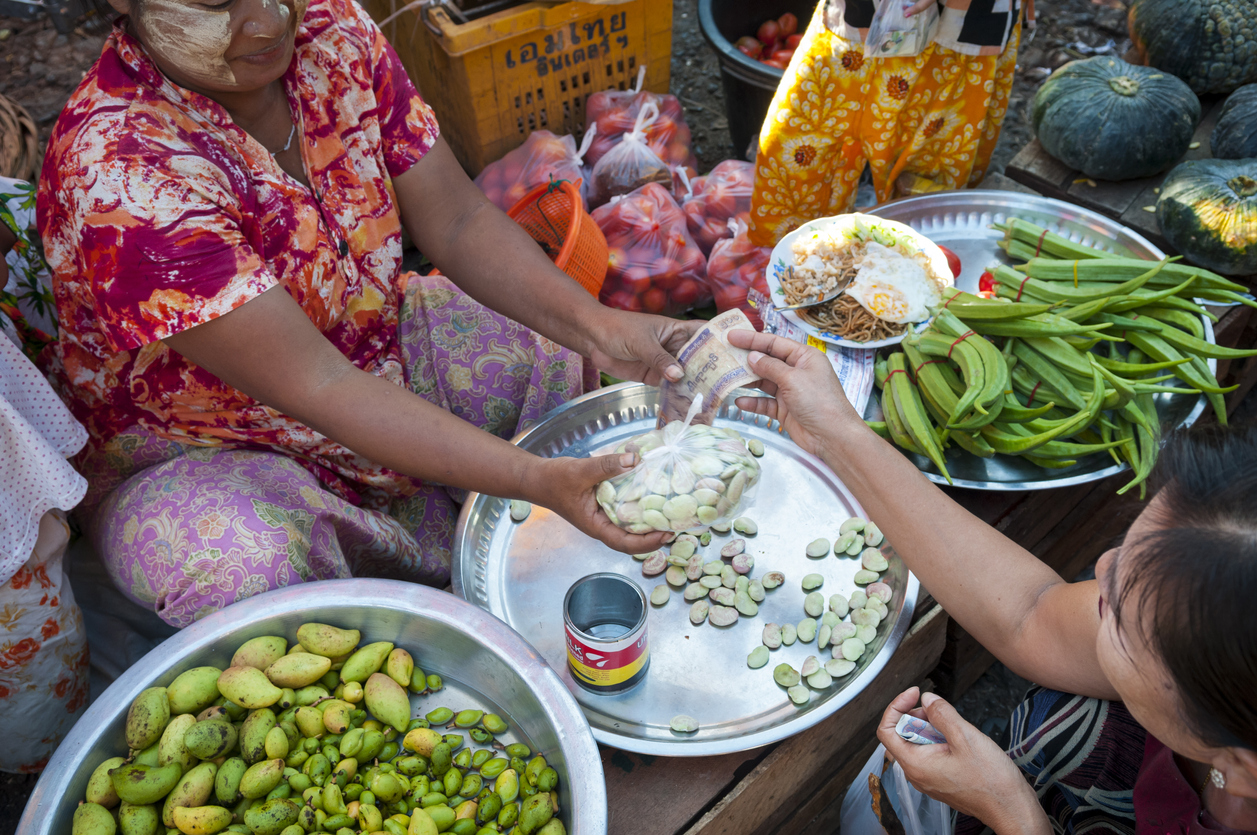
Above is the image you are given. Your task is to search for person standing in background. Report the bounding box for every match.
[749,0,1029,246]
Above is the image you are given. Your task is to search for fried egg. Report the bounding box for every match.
[844,241,941,324]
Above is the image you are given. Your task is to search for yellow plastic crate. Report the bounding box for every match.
[365,0,673,176]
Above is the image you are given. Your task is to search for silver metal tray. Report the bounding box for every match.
[18,581,606,835]
[453,384,918,757]
[862,190,1211,491]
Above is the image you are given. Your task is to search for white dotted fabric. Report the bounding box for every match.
[0,331,88,584]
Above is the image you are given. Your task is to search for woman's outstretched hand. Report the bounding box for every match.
[589,312,705,386]
[526,453,673,554]
[877,687,1052,835]
[726,330,860,457]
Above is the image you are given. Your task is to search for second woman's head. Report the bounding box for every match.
[106,0,306,94]
[1095,424,1257,800]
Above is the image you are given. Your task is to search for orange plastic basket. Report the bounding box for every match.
[507,180,608,298]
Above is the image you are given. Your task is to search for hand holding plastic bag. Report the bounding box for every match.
[475,128,597,211]
[840,745,953,835]
[596,395,761,533]
[865,0,939,57]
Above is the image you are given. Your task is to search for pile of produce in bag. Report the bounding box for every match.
[475,127,596,211]
[584,67,698,190]
[707,218,771,329]
[681,160,755,255]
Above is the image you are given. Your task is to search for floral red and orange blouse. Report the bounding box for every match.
[38,0,440,498]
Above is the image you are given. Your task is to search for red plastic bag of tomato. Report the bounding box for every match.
[593,182,711,316]
[475,128,597,212]
[584,67,699,181]
[707,218,771,330]
[680,160,755,256]
[588,101,675,208]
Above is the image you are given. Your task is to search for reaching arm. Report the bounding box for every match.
[162,285,672,554]
[391,137,703,385]
[728,330,1118,699]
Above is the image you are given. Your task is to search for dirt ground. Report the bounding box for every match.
[0,0,1149,828]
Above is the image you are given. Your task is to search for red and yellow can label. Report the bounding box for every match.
[565,624,649,691]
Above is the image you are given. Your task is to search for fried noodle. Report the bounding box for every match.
[783,240,908,343]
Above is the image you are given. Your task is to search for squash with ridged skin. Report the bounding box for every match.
[1128,0,1257,96]
[1157,159,1257,276]
[1211,84,1257,160]
[1033,58,1200,182]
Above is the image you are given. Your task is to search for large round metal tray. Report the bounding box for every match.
[861,190,1212,491]
[453,384,918,757]
[18,581,606,835]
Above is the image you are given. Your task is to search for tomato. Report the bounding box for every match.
[624,265,653,294]
[777,12,798,36]
[978,270,996,298]
[756,19,780,46]
[938,245,962,279]
[642,287,668,313]
[672,279,702,306]
[735,36,763,59]
[774,47,795,62]
[762,58,788,70]
[786,33,803,48]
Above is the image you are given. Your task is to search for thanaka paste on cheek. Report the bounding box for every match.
[142,0,236,85]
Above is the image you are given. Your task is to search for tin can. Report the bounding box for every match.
[563,573,649,694]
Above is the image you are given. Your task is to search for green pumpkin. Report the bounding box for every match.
[1211,84,1257,160]
[1157,159,1257,276]
[1033,57,1200,182]
[1128,0,1257,96]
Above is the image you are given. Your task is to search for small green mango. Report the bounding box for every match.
[238,758,285,799]
[126,687,172,751]
[293,706,324,739]
[217,667,282,710]
[131,742,160,767]
[171,805,232,835]
[265,653,332,689]
[162,762,218,826]
[536,820,566,835]
[239,709,277,763]
[86,756,128,808]
[111,763,183,806]
[292,686,327,707]
[362,674,411,733]
[320,700,353,735]
[295,624,360,659]
[338,642,393,684]
[167,668,223,716]
[517,793,553,835]
[158,714,198,770]
[384,649,414,689]
[263,726,289,760]
[73,802,117,835]
[214,757,247,805]
[185,718,238,761]
[241,798,300,835]
[406,808,438,835]
[119,802,160,835]
[230,637,288,671]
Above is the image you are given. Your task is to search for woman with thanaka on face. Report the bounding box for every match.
[38,0,699,626]
[724,328,1257,834]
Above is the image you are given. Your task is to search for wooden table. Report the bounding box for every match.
[597,171,1257,835]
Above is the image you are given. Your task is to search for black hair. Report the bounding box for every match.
[1112,423,1257,752]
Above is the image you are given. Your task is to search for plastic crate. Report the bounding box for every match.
[365,0,673,176]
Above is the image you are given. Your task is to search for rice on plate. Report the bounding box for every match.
[770,213,954,346]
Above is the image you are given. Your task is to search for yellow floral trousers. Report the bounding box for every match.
[748,3,1021,247]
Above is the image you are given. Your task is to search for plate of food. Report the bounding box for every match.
[766,213,956,349]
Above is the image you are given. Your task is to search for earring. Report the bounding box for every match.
[1209,767,1226,789]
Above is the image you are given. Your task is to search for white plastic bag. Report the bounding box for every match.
[865,0,939,58]
[588,101,674,208]
[595,396,760,533]
[840,744,953,835]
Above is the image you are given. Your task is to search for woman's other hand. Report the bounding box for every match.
[726,330,859,457]
[525,453,673,554]
[589,312,704,386]
[877,687,1052,835]
[903,0,938,16]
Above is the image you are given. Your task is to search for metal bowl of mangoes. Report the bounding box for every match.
[18,579,605,835]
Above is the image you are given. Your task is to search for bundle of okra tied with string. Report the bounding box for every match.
[869,218,1257,498]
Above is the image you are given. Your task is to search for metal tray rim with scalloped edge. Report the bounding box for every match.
[861,190,1213,491]
[453,383,919,757]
